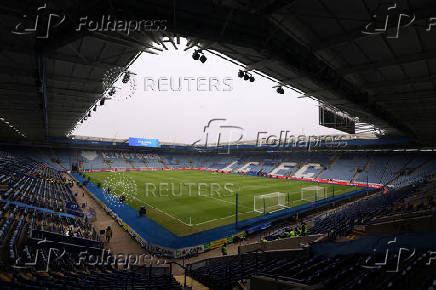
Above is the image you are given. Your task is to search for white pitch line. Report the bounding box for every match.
[130,196,192,227]
[133,194,254,228]
[194,218,218,226]
[193,211,254,226]
[202,195,252,210]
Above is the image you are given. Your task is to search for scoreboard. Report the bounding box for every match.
[128,137,159,147]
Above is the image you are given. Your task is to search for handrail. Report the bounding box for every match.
[166,261,190,288]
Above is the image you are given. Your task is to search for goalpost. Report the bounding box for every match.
[300,186,327,202]
[254,192,288,214]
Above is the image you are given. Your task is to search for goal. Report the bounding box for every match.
[300,186,327,202]
[254,192,288,214]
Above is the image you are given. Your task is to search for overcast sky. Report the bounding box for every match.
[73,38,342,144]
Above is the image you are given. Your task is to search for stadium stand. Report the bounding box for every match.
[79,151,109,170]
[0,151,182,289]
[102,152,130,169]
[320,154,369,182]
[0,150,434,289]
[189,247,436,289]
[26,150,436,188]
[2,1,436,289]
[188,178,436,289]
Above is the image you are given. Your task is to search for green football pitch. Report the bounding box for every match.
[84,170,363,236]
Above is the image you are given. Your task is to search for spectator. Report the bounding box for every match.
[221,243,227,256]
[105,226,113,242]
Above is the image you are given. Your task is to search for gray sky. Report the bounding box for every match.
[73,38,342,144]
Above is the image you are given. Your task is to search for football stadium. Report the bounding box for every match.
[0,1,436,289]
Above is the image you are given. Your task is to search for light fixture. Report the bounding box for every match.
[238,70,255,82]
[100,98,105,106]
[192,49,207,63]
[108,87,116,96]
[88,111,91,117]
[192,50,200,60]
[276,87,284,94]
[122,72,130,83]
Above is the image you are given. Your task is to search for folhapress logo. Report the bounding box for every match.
[12,3,167,39]
[12,4,65,39]
[192,119,244,154]
[361,3,436,38]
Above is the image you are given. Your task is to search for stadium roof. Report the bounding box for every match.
[1,1,435,145]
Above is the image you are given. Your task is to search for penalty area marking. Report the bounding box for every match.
[131,195,254,228]
[193,210,255,226]
[121,187,357,229]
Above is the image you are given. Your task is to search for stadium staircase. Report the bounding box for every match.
[351,169,361,183]
[39,149,54,166]
[315,159,332,179]
[315,168,324,179]
[410,158,435,176]
[158,155,168,169]
[352,156,373,183]
[100,152,111,169]
[385,157,417,186]
[174,275,209,290]
[50,149,66,170]
[327,154,340,171]
[122,153,134,169]
[316,154,339,179]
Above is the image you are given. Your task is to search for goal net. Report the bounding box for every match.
[301,186,327,202]
[254,192,288,214]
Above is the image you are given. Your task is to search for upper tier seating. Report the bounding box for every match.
[321,154,368,182]
[30,150,436,188]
